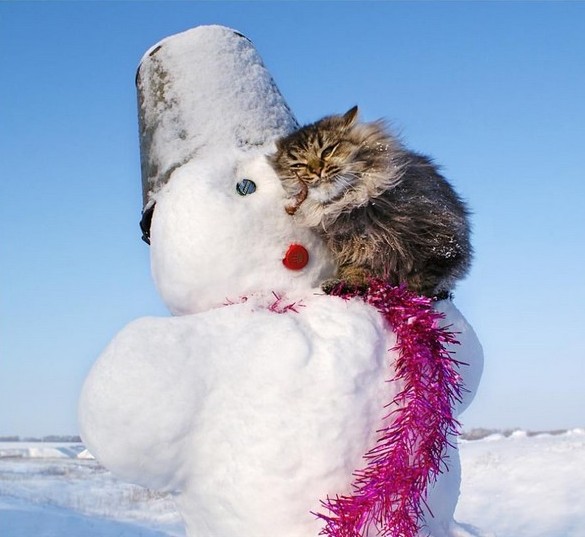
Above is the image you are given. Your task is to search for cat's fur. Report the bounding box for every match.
[268,106,472,298]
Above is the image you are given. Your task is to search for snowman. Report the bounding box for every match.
[79,26,484,537]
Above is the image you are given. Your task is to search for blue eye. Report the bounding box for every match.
[236,179,257,196]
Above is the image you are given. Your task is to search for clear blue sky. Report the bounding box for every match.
[1,1,584,437]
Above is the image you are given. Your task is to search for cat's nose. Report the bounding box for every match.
[312,168,324,180]
[308,161,323,177]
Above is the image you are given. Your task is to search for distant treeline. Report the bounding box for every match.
[460,428,570,440]
[0,435,82,443]
[1,431,575,443]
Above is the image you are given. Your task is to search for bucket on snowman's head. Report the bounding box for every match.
[135,25,298,243]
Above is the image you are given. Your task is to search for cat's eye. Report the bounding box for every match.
[290,163,305,170]
[321,144,339,159]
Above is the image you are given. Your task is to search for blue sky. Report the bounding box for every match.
[1,1,584,437]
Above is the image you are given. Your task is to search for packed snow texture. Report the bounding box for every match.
[80,24,484,537]
[2,432,584,537]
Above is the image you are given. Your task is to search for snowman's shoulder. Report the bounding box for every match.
[296,294,391,340]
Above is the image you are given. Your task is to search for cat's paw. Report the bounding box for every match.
[321,278,343,294]
[321,278,369,296]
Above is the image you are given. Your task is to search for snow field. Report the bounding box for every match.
[2,431,584,536]
[455,429,585,537]
[0,446,184,536]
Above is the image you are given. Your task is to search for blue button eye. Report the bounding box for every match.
[236,179,257,196]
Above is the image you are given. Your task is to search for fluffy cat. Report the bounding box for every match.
[268,106,472,298]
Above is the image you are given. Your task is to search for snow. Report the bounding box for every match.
[0,444,184,536]
[2,433,584,536]
[0,442,86,460]
[0,496,174,537]
[456,429,585,537]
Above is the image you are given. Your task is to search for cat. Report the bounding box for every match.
[268,106,472,299]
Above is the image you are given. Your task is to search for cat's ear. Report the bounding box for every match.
[273,137,287,154]
[343,106,359,127]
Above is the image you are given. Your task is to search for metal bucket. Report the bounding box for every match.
[135,25,298,241]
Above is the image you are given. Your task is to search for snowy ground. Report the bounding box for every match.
[1,431,584,537]
[0,443,184,537]
[457,429,585,537]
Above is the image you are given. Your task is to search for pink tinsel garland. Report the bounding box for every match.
[314,279,466,537]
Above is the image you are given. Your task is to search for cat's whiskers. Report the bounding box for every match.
[333,171,361,190]
[311,172,359,204]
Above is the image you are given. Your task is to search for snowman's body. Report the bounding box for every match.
[79,26,484,537]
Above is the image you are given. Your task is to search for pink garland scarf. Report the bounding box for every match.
[314,279,466,537]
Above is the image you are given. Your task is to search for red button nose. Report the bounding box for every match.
[283,244,309,270]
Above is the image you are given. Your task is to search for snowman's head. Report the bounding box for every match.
[148,150,335,315]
